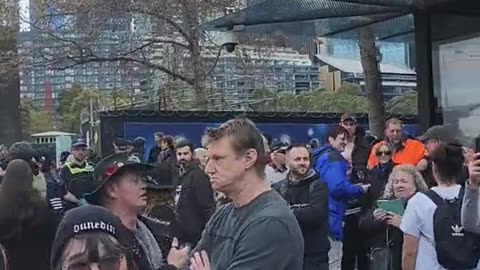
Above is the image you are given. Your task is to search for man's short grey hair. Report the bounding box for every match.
[204,118,267,176]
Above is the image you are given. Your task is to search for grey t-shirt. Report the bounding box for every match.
[195,190,304,270]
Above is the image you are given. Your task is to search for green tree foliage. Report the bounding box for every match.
[21,99,54,136]
[58,86,131,132]
[248,83,368,113]
[385,90,417,115]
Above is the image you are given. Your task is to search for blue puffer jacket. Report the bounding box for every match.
[313,144,364,241]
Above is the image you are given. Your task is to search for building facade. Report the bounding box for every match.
[202,46,321,109]
[17,2,154,110]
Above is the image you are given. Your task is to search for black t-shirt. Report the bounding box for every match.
[194,190,304,270]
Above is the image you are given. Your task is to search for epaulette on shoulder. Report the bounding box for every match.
[141,215,171,226]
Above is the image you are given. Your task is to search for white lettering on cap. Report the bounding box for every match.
[72,221,116,234]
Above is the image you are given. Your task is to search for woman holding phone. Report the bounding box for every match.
[359,165,428,270]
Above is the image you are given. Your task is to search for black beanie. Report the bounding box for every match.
[50,206,134,269]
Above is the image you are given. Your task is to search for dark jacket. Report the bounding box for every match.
[45,171,69,217]
[148,145,162,164]
[176,165,215,245]
[137,215,177,270]
[0,205,58,270]
[364,161,395,209]
[273,170,330,256]
[359,206,404,270]
[313,144,364,240]
[351,126,371,169]
[59,161,95,199]
[345,133,371,218]
[158,149,178,181]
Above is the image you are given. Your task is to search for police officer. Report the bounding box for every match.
[59,139,95,203]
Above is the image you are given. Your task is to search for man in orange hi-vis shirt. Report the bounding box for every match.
[367,118,428,170]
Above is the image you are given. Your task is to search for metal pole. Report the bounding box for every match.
[89,97,94,147]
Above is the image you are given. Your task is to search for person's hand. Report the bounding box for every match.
[468,153,480,187]
[416,158,428,171]
[167,238,190,269]
[373,208,388,222]
[387,213,402,228]
[190,250,211,270]
[360,184,371,193]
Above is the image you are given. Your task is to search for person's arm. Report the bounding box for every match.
[292,181,329,229]
[226,217,303,270]
[400,195,421,270]
[59,166,72,186]
[324,160,364,200]
[358,207,387,232]
[402,234,419,270]
[63,191,79,203]
[416,158,428,172]
[462,180,480,233]
[414,141,428,171]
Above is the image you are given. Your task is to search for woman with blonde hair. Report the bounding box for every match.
[359,165,428,270]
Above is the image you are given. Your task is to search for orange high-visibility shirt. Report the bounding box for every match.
[367,139,427,169]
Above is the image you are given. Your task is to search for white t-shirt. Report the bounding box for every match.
[400,185,480,270]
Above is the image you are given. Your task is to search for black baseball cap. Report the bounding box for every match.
[114,138,132,151]
[84,153,154,204]
[50,205,134,269]
[418,125,462,145]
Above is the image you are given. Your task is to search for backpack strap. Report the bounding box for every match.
[423,190,445,206]
[458,185,466,202]
[424,186,465,206]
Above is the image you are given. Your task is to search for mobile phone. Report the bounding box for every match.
[475,137,480,154]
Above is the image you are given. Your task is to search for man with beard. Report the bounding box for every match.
[274,145,330,270]
[175,139,215,247]
[367,118,427,171]
[84,153,190,270]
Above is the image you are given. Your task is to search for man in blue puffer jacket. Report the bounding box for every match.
[313,126,370,269]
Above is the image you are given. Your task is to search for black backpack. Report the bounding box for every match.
[424,186,480,269]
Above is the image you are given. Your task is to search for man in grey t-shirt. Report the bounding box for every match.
[189,118,304,270]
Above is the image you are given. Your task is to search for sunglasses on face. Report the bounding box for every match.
[376,151,391,156]
[63,254,124,270]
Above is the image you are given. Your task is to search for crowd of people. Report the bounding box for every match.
[0,115,479,270]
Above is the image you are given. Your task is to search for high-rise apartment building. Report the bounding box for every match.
[17,2,154,110]
[202,45,321,109]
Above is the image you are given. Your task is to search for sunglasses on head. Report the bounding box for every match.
[376,150,391,156]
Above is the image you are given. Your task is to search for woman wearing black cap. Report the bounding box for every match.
[0,160,58,270]
[51,205,139,270]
